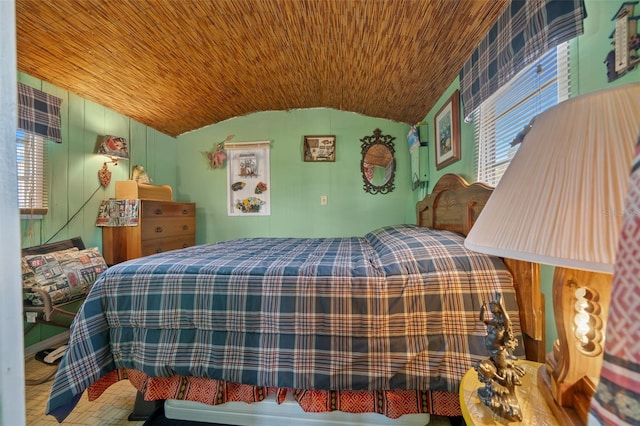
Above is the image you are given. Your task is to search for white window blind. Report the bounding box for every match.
[17,129,48,215]
[474,42,571,187]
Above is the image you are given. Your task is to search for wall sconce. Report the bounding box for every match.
[97,135,129,187]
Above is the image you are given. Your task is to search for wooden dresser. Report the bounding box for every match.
[102,198,196,266]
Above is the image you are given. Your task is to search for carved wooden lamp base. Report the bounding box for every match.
[537,267,612,425]
[538,357,593,425]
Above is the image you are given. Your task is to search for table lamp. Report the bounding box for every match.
[465,83,640,424]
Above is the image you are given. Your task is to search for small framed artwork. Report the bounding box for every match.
[226,141,271,216]
[434,90,461,170]
[304,135,336,162]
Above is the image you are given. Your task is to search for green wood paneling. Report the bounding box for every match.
[18,74,178,251]
[19,73,178,347]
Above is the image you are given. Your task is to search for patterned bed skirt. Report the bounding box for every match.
[87,369,462,418]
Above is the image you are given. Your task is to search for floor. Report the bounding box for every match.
[25,356,454,425]
[25,356,144,426]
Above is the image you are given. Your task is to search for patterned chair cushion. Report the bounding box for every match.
[22,247,107,306]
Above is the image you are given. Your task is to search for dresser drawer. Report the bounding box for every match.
[141,217,195,240]
[101,197,197,265]
[141,201,195,218]
[141,235,196,257]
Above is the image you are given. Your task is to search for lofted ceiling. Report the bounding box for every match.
[16,0,509,138]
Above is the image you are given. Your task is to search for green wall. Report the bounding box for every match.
[18,73,179,250]
[421,0,640,195]
[21,0,639,353]
[419,79,476,194]
[19,77,417,347]
[175,109,415,242]
[573,0,640,94]
[18,73,178,347]
[418,0,640,354]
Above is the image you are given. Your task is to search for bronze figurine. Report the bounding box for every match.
[475,293,525,421]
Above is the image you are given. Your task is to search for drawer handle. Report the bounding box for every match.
[183,225,189,231]
[154,209,163,215]
[155,227,163,233]
[156,248,162,253]
[182,243,188,248]
[182,209,189,215]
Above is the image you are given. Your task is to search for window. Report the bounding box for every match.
[16,82,61,216]
[474,43,571,187]
[17,129,48,215]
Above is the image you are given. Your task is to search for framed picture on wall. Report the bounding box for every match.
[303,135,336,162]
[434,90,461,170]
[226,141,271,216]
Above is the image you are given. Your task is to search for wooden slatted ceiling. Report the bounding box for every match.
[16,0,509,137]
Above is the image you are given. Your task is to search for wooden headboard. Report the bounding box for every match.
[416,174,545,362]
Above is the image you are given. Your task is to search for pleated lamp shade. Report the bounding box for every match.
[465,83,640,274]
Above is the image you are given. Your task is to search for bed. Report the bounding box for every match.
[45,173,544,424]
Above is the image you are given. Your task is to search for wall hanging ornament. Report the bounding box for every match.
[203,134,234,169]
[98,163,112,188]
[226,141,271,216]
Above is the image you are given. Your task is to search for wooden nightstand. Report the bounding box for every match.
[459,360,560,425]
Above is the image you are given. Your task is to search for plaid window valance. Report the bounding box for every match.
[459,0,586,120]
[18,82,63,143]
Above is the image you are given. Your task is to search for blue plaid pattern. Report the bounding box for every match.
[47,225,522,421]
[18,82,63,143]
[459,0,586,119]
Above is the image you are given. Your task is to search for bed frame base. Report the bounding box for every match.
[128,391,162,421]
[164,395,431,426]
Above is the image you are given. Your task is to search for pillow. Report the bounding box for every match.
[364,224,472,275]
[21,247,78,290]
[23,247,108,306]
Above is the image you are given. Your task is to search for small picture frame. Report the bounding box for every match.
[434,90,461,170]
[304,135,336,162]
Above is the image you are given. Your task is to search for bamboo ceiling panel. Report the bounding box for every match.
[16,0,509,137]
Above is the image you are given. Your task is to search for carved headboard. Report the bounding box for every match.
[416,174,492,236]
[416,174,545,362]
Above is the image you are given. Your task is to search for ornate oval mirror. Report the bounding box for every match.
[360,128,396,194]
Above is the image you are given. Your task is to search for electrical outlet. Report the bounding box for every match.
[321,195,327,205]
[26,312,37,323]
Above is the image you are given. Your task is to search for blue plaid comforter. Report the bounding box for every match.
[46,225,522,421]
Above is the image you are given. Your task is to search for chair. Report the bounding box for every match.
[22,237,89,331]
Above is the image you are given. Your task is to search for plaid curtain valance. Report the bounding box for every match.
[459,0,587,120]
[18,82,63,143]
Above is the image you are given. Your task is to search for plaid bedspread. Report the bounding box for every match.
[46,225,522,422]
